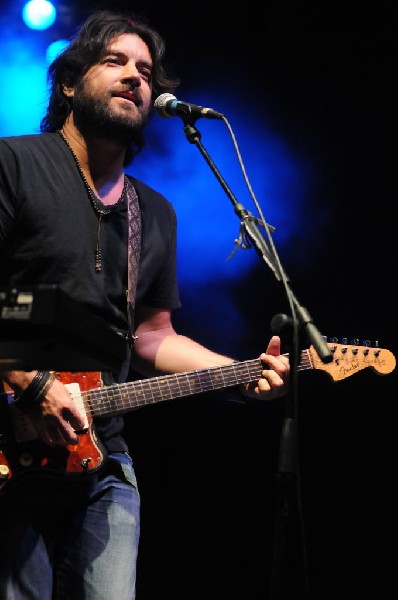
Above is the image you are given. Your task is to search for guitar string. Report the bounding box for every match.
[67,346,392,417]
[68,354,314,415]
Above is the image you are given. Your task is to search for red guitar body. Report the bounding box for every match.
[0,372,106,493]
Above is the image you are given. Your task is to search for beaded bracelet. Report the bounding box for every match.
[13,371,56,409]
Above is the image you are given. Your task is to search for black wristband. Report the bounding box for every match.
[14,371,56,409]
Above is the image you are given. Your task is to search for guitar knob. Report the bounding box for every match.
[81,457,92,470]
[19,453,34,467]
[0,464,10,478]
[351,338,359,346]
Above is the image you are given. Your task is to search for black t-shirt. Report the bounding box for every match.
[0,132,181,452]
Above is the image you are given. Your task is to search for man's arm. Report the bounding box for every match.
[131,306,289,401]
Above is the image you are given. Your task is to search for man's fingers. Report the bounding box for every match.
[265,335,282,356]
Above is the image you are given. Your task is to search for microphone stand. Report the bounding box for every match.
[180,118,333,599]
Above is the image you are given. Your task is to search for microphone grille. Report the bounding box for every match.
[154,93,176,116]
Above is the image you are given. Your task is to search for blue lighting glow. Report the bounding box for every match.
[46,39,70,64]
[22,0,56,31]
[0,34,48,135]
[131,87,323,285]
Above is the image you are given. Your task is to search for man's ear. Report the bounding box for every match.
[62,84,74,98]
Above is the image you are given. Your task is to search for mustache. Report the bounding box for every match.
[112,86,143,105]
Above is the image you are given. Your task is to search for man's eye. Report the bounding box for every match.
[140,70,152,81]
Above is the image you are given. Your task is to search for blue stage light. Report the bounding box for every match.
[22,0,56,31]
[46,39,70,64]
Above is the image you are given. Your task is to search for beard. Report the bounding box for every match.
[72,80,149,148]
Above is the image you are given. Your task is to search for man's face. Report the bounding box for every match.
[65,33,153,141]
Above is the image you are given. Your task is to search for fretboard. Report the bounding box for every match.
[83,351,313,418]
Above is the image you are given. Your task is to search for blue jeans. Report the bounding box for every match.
[0,452,140,600]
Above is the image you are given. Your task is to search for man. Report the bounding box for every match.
[0,10,289,599]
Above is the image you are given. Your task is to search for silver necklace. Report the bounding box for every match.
[58,130,127,271]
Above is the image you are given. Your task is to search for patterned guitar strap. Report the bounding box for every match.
[125,178,141,346]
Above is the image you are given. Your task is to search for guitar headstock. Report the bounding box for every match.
[308,340,396,382]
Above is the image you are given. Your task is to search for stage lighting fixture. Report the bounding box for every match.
[22,0,56,31]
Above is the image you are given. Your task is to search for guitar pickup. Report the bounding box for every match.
[64,383,89,431]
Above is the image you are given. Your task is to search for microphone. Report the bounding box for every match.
[154,93,224,121]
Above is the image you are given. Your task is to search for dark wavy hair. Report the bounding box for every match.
[40,10,180,159]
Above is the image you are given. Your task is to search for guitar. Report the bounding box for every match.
[0,342,395,492]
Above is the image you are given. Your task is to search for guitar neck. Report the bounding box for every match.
[85,350,313,418]
[82,341,395,418]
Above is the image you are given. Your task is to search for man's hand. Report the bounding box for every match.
[240,335,290,400]
[22,376,87,447]
[3,370,87,447]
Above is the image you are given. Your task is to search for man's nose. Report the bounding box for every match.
[121,62,142,84]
